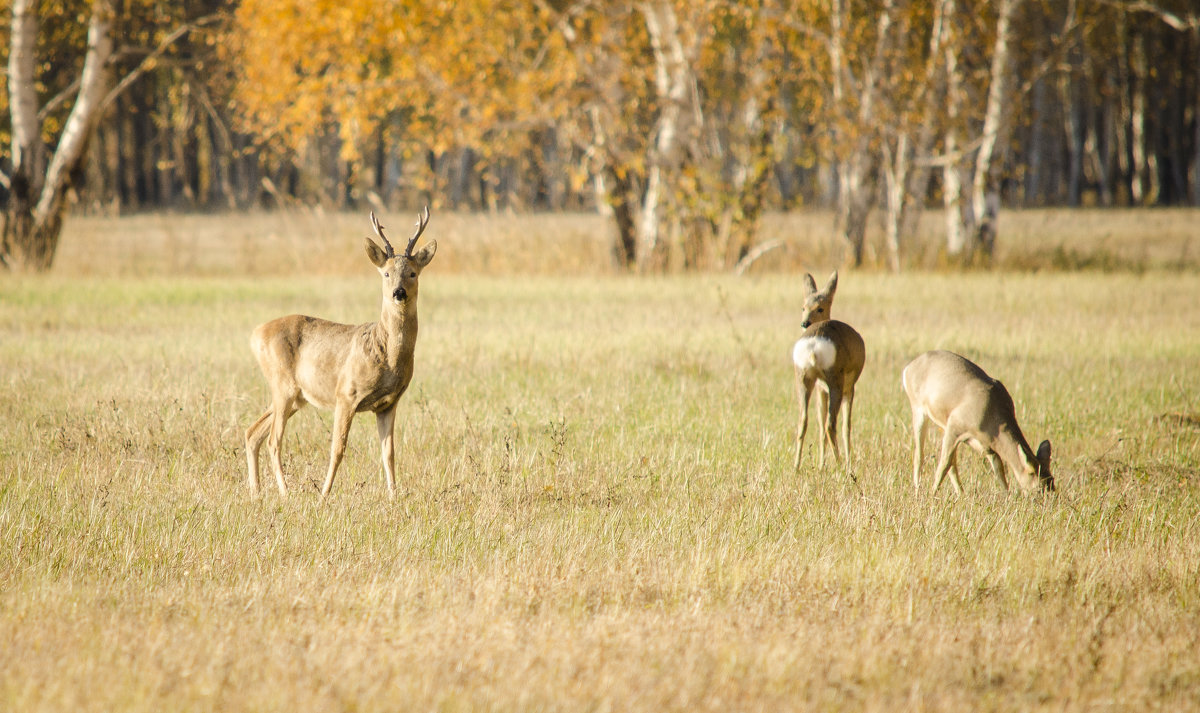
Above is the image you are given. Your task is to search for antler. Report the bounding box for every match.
[404,205,430,258]
[369,211,396,259]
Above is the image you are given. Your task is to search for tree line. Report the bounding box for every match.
[2,0,1197,271]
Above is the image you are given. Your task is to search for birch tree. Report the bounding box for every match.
[969,0,1019,261]
[878,0,953,271]
[787,0,920,268]
[2,0,115,271]
[539,0,797,270]
[1,0,217,271]
[936,0,1022,264]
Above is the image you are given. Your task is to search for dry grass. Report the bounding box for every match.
[55,206,1200,276]
[2,209,1199,711]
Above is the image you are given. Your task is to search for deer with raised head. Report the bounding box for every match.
[244,208,437,498]
[791,271,865,471]
[902,350,1054,495]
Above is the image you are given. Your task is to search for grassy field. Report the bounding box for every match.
[1,209,1199,711]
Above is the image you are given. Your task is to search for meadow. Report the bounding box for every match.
[1,208,1198,711]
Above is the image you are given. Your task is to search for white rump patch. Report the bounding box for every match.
[793,336,836,371]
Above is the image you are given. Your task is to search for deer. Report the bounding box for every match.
[901,350,1054,495]
[244,208,437,499]
[791,271,865,472]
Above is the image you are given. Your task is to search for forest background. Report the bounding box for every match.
[1,0,1198,273]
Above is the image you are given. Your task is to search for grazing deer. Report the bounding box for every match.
[902,350,1054,494]
[791,270,865,471]
[244,208,437,498]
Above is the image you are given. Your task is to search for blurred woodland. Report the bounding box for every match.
[1,0,1198,271]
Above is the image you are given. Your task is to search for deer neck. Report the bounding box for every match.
[373,299,417,367]
[992,424,1035,481]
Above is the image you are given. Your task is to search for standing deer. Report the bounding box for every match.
[244,208,437,498]
[792,271,865,471]
[902,350,1054,494]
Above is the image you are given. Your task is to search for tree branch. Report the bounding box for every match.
[98,13,224,114]
[1118,1,1199,31]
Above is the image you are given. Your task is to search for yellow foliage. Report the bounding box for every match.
[226,0,571,164]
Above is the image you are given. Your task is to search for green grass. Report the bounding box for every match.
[1,211,1199,710]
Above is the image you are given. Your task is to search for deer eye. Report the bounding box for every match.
[383,272,389,277]
[409,272,416,278]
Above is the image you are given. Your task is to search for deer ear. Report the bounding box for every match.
[365,238,389,268]
[802,273,817,295]
[410,239,437,269]
[1036,440,1051,465]
[825,270,838,294]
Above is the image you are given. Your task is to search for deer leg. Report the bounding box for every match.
[946,452,964,495]
[910,408,927,492]
[841,384,856,468]
[931,427,960,495]
[267,400,296,497]
[245,409,273,495]
[320,401,355,499]
[814,387,830,464]
[376,405,398,498]
[986,450,1009,490]
[793,371,814,472]
[823,386,843,464]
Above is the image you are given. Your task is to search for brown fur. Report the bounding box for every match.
[902,350,1053,494]
[791,270,864,472]
[244,210,437,498]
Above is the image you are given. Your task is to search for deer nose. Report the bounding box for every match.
[393,287,407,301]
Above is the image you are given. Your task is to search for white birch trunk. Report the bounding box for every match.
[36,3,114,225]
[637,1,694,270]
[943,131,968,257]
[1129,33,1155,204]
[881,133,909,272]
[8,0,43,191]
[941,1,971,257]
[884,0,951,270]
[970,0,1019,259]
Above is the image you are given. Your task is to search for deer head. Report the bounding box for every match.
[799,270,838,329]
[365,207,437,305]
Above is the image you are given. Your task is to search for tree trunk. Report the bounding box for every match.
[587,106,638,270]
[970,0,1018,262]
[883,0,950,271]
[828,0,894,268]
[1128,32,1156,204]
[838,157,873,268]
[941,0,973,259]
[8,0,43,194]
[1192,26,1200,206]
[604,164,640,269]
[3,0,114,271]
[638,1,695,271]
[881,134,909,272]
[720,78,776,269]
